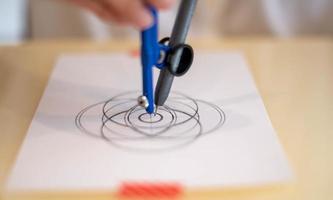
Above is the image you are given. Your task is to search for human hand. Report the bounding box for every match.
[67,0,175,29]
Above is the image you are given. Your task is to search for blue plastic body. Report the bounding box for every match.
[140,7,169,114]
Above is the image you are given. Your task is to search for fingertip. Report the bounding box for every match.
[133,10,154,30]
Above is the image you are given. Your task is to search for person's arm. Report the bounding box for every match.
[66,0,175,29]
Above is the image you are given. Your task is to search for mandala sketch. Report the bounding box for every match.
[75,92,226,151]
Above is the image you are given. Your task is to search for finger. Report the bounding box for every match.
[106,0,153,29]
[146,0,176,9]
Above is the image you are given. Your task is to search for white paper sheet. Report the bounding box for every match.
[6,52,292,191]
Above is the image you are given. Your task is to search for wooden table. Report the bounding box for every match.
[0,38,332,200]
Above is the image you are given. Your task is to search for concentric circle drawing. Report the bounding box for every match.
[75,92,226,151]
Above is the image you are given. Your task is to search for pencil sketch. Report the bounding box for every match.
[75,91,226,151]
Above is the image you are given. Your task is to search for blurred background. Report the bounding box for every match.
[0,0,333,44]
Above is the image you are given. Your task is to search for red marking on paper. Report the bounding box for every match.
[129,49,140,58]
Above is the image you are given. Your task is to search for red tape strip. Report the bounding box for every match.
[118,182,183,198]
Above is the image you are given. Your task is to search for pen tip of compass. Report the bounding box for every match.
[154,106,158,116]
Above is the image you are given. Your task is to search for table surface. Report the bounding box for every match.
[0,37,332,200]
